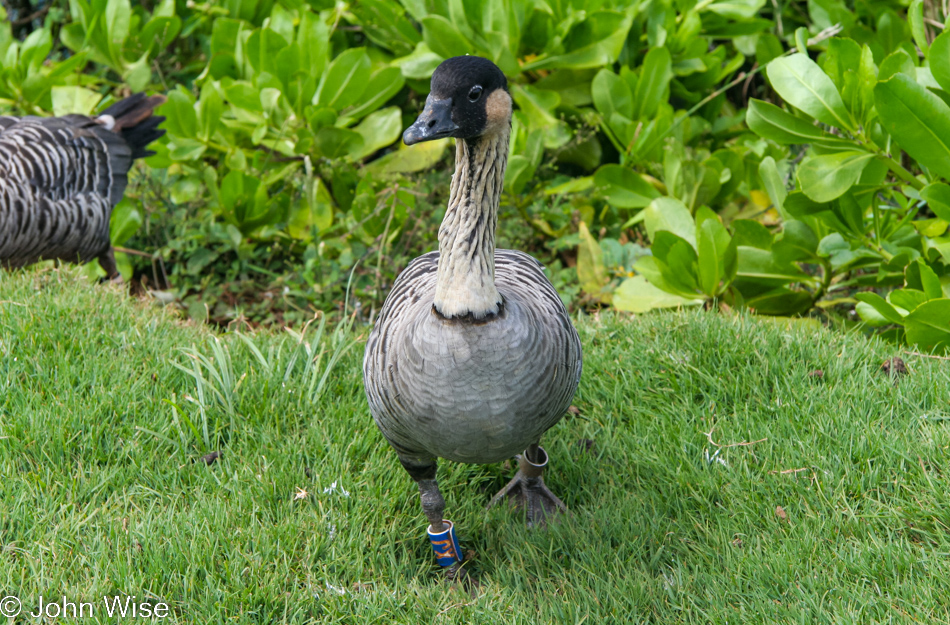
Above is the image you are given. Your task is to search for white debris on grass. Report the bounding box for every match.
[704,447,729,468]
[325,582,346,595]
[323,481,350,497]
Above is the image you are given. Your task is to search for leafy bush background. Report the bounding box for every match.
[2,0,949,350]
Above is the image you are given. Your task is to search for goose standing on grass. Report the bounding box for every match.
[0,93,166,278]
[363,56,583,575]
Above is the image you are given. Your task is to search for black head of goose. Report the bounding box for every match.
[363,56,582,577]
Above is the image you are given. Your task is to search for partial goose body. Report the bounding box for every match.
[363,56,582,575]
[0,93,166,276]
[365,247,580,465]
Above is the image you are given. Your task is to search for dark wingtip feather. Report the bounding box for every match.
[99,93,167,159]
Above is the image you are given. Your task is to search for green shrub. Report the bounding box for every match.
[1,0,947,350]
[606,1,950,351]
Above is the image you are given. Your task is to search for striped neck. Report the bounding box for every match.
[433,127,509,319]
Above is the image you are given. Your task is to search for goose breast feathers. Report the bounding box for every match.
[364,249,582,465]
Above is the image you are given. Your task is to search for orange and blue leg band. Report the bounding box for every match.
[427,520,462,567]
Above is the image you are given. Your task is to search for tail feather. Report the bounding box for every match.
[98,93,167,159]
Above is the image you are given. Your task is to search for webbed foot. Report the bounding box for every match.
[488,446,567,527]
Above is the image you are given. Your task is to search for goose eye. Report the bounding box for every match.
[468,85,483,102]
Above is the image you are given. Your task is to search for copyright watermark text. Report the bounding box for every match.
[1,595,170,619]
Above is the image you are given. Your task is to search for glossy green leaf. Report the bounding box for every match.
[105,0,131,61]
[847,45,877,125]
[755,33,784,66]
[591,69,633,120]
[823,37,861,94]
[906,259,929,291]
[830,192,866,235]
[635,256,699,299]
[877,10,908,56]
[313,127,364,160]
[915,259,944,299]
[420,15,471,59]
[888,288,928,313]
[746,99,851,147]
[350,0,420,57]
[613,275,701,312]
[124,53,151,93]
[51,86,102,117]
[168,139,206,161]
[545,177,594,196]
[909,0,928,57]
[313,48,371,111]
[210,17,242,56]
[19,27,53,73]
[921,182,950,222]
[785,191,829,219]
[875,74,950,180]
[879,49,915,82]
[594,165,659,208]
[696,213,732,296]
[904,299,950,351]
[260,88,281,115]
[505,156,535,196]
[198,82,223,141]
[139,15,181,53]
[225,82,261,112]
[705,0,766,19]
[245,28,288,77]
[766,53,853,130]
[746,288,814,316]
[225,149,246,171]
[59,22,87,58]
[633,46,672,120]
[352,107,402,160]
[817,233,848,257]
[855,292,905,324]
[364,138,449,176]
[343,67,405,122]
[392,42,443,80]
[45,51,87,81]
[506,130,543,194]
[773,220,818,263]
[109,198,141,246]
[758,156,788,217]
[605,112,637,147]
[930,31,950,93]
[297,11,329,77]
[220,169,253,213]
[288,173,334,239]
[644,197,696,247]
[161,89,198,138]
[577,221,610,299]
[794,27,808,55]
[854,302,891,327]
[656,233,700,294]
[737,247,810,285]
[510,85,571,149]
[521,10,634,71]
[796,151,875,203]
[733,219,773,250]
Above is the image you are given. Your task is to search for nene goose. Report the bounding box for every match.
[363,56,583,573]
[0,93,166,278]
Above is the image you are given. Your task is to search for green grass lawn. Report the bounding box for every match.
[2,268,949,624]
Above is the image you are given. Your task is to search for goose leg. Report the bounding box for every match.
[403,459,465,575]
[488,443,567,527]
[97,248,122,282]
